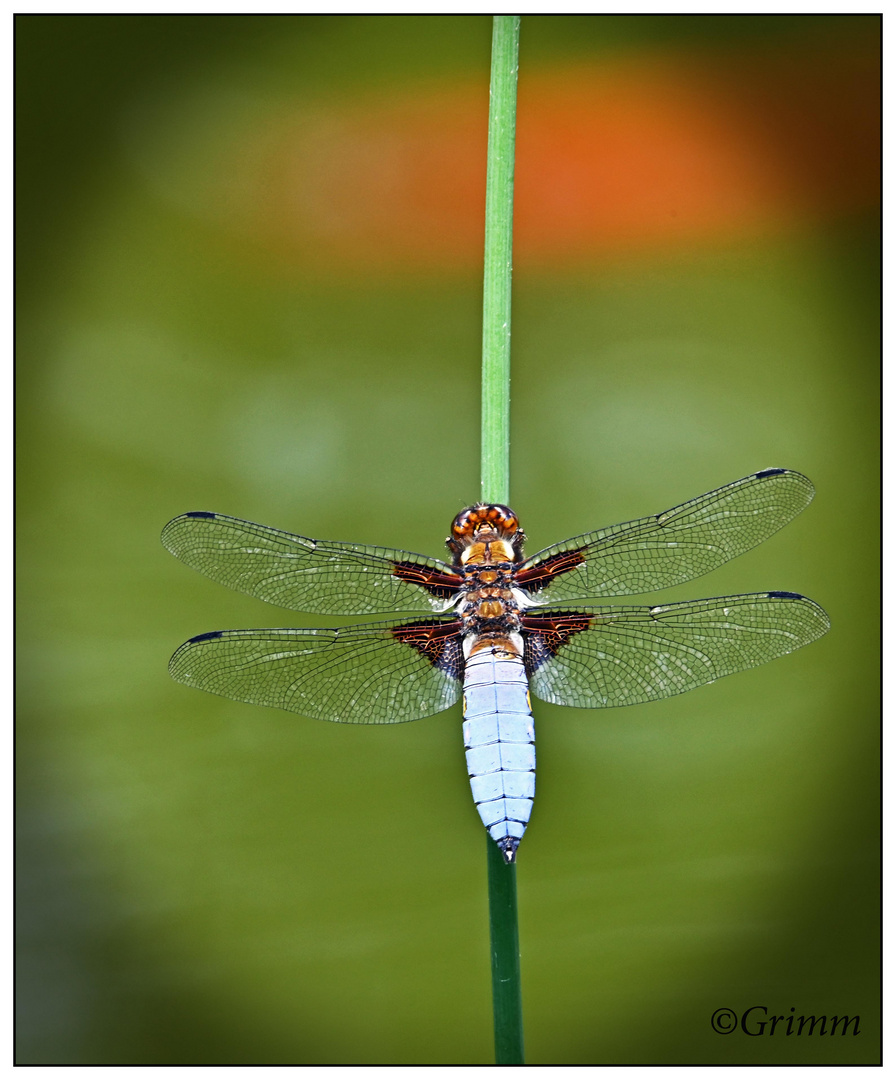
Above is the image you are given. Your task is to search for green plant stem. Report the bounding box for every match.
[480,15,519,508]
[487,834,524,1063]
[481,14,524,1066]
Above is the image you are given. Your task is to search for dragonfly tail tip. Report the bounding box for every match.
[497,838,519,864]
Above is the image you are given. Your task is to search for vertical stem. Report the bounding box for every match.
[481,15,524,1066]
[480,15,519,507]
[487,834,524,1064]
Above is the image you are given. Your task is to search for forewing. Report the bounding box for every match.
[523,592,829,709]
[169,617,464,723]
[517,469,815,601]
[162,512,462,615]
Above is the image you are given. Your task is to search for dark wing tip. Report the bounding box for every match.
[169,630,225,678]
[161,510,217,546]
[765,591,831,638]
[752,467,815,509]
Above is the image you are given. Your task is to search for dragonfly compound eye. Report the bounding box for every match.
[451,504,519,540]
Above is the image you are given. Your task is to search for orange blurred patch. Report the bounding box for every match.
[223,44,878,270]
[515,48,878,257]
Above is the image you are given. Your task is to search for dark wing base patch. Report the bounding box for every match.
[391,619,464,678]
[522,612,593,674]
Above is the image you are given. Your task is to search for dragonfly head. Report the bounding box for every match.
[447,503,526,564]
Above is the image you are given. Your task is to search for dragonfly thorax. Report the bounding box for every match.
[457,565,524,642]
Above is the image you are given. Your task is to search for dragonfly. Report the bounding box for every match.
[163,468,829,863]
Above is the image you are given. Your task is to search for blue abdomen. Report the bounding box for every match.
[462,646,535,863]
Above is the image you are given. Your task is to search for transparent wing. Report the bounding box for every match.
[162,512,462,615]
[523,592,829,709]
[168,617,464,724]
[517,469,815,601]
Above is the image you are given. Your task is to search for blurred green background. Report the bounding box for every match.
[17,14,879,1065]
